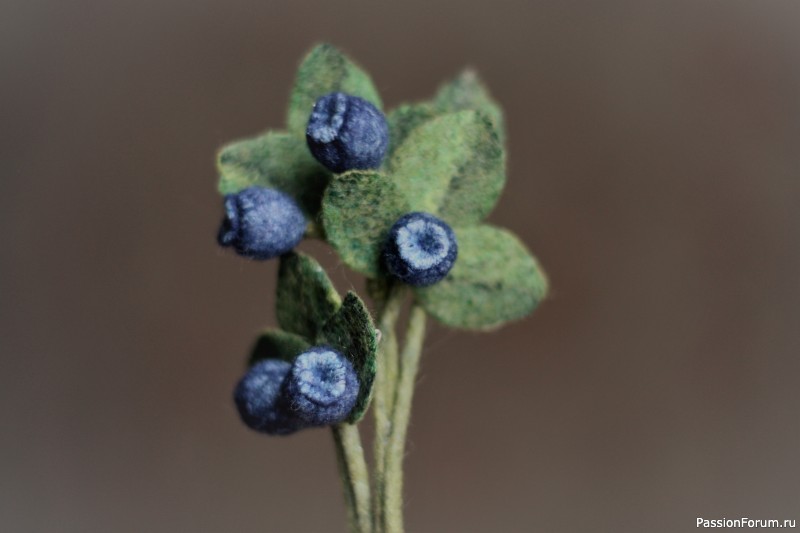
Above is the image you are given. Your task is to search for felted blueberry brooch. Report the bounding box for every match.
[214,43,548,533]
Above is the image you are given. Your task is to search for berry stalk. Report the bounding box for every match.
[371,285,406,531]
[332,423,372,533]
[380,305,427,533]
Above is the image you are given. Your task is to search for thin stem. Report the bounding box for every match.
[381,304,427,533]
[377,285,406,414]
[372,285,406,531]
[332,424,372,533]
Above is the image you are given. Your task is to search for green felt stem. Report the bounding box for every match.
[381,304,427,533]
[371,285,406,531]
[332,424,372,533]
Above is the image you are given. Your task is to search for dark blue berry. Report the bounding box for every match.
[306,92,389,173]
[284,346,360,426]
[217,187,306,260]
[233,359,303,436]
[384,212,458,287]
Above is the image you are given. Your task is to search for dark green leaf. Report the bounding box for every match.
[277,252,342,340]
[318,292,378,423]
[321,170,410,277]
[415,225,548,330]
[217,131,329,217]
[287,43,382,136]
[248,328,311,366]
[388,110,506,226]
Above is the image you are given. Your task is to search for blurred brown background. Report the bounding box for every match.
[2,1,799,532]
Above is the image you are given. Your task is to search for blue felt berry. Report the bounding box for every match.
[306,92,389,173]
[233,359,303,435]
[217,187,306,260]
[384,212,458,287]
[284,346,360,426]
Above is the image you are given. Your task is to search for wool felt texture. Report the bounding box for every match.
[320,114,547,329]
[248,329,311,367]
[217,44,383,222]
[415,225,548,330]
[383,212,458,287]
[322,111,504,275]
[385,102,438,160]
[277,252,342,340]
[306,92,389,173]
[387,110,505,228]
[274,252,379,426]
[386,69,505,158]
[318,292,378,423]
[284,346,360,426]
[217,186,306,260]
[322,170,411,277]
[234,359,302,435]
[217,131,329,218]
[287,44,383,137]
[433,69,505,143]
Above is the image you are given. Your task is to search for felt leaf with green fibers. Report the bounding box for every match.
[415,225,548,330]
[388,110,506,227]
[287,43,383,136]
[321,170,410,277]
[277,252,342,340]
[385,102,438,159]
[217,131,329,217]
[318,292,378,423]
[386,70,504,158]
[248,328,311,366]
[434,69,505,143]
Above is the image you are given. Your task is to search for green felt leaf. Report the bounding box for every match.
[388,110,506,226]
[385,102,437,159]
[277,252,342,340]
[248,328,311,366]
[415,225,548,330]
[386,70,505,159]
[321,170,410,277]
[318,292,378,423]
[217,131,329,217]
[287,43,383,136]
[434,69,505,143]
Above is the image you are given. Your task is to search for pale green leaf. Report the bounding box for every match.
[388,110,505,226]
[434,69,505,142]
[385,102,437,159]
[287,43,382,136]
[415,225,548,330]
[216,131,329,217]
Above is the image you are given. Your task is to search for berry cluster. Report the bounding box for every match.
[214,44,550,533]
[217,91,458,284]
[219,90,461,435]
[234,346,360,435]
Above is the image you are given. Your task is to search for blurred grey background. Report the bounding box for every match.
[2,1,799,532]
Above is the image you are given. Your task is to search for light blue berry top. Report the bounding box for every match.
[307,92,348,144]
[292,348,350,405]
[285,346,360,426]
[395,217,452,270]
[384,212,458,287]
